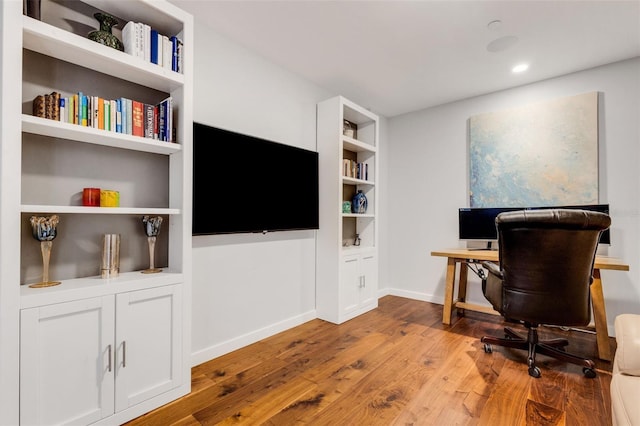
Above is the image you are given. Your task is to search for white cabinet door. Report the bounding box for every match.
[20,296,115,426]
[115,285,182,412]
[359,253,378,308]
[340,255,361,316]
[339,252,378,321]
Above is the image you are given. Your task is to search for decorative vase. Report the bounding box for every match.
[141,216,163,274]
[352,190,368,214]
[88,13,124,52]
[29,215,61,288]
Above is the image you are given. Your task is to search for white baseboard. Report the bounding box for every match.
[190,309,317,367]
[379,287,445,305]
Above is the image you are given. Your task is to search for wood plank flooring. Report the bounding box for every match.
[126,295,614,425]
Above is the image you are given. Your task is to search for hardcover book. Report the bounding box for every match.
[132,100,144,137]
[150,29,159,65]
[144,103,154,138]
[32,95,45,118]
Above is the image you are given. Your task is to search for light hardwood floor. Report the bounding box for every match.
[127,295,614,425]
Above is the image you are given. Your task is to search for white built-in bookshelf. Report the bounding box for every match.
[316,96,380,324]
[0,0,193,424]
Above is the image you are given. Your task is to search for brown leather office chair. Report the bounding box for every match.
[480,208,611,378]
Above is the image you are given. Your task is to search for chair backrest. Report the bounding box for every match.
[496,208,611,326]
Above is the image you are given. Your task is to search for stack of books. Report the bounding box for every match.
[32,92,175,143]
[122,21,183,73]
[342,159,369,181]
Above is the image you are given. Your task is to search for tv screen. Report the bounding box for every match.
[192,122,319,235]
[459,204,611,245]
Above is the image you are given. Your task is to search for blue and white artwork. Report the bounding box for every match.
[468,91,598,208]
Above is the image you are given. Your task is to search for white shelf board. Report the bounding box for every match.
[342,213,375,219]
[20,270,183,309]
[341,245,376,255]
[22,16,184,93]
[343,136,376,153]
[342,176,375,186]
[21,205,180,215]
[22,115,182,155]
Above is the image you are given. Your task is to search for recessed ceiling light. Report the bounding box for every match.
[512,63,529,73]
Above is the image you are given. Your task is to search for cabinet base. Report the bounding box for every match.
[29,281,62,288]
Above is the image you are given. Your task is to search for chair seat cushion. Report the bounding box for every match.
[611,373,640,425]
[614,314,640,376]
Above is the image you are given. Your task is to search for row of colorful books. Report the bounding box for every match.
[122,21,183,74]
[342,159,369,181]
[32,92,174,143]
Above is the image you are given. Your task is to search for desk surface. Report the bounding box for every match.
[431,248,629,271]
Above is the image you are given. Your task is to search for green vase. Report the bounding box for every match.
[88,13,124,52]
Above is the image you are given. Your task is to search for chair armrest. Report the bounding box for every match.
[482,261,503,279]
[615,314,640,376]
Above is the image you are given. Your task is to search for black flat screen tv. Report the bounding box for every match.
[192,122,319,235]
[459,204,611,245]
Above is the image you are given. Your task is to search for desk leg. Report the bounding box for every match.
[591,269,612,361]
[457,263,468,316]
[442,258,457,325]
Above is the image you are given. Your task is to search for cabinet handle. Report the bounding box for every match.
[362,275,366,287]
[107,344,112,372]
[122,341,127,368]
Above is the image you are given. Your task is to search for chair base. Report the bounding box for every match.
[481,326,596,378]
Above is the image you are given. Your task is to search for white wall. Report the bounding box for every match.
[190,21,331,365]
[384,58,640,335]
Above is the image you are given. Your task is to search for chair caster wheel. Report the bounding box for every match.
[583,367,596,378]
[483,343,492,353]
[528,366,541,378]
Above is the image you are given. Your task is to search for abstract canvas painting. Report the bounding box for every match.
[468,91,598,208]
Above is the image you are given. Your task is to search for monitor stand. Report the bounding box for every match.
[469,241,496,251]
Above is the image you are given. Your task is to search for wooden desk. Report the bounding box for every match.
[431,248,629,361]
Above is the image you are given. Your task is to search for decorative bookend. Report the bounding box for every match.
[29,215,61,288]
[141,215,163,274]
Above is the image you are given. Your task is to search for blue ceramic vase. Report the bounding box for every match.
[352,190,368,214]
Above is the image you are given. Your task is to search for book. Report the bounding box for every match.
[73,93,79,124]
[153,104,159,139]
[162,35,171,70]
[150,29,159,65]
[120,98,128,135]
[110,99,116,132]
[144,103,154,138]
[175,37,184,73]
[132,100,144,137]
[93,96,99,128]
[67,95,74,124]
[50,92,60,121]
[158,99,165,141]
[32,95,45,118]
[126,98,133,135]
[81,94,87,126]
[59,98,65,122]
[143,23,151,62]
[116,99,122,133]
[104,98,110,131]
[170,36,179,71]
[98,98,104,130]
[122,21,137,56]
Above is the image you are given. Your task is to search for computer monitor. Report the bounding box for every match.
[459,204,611,246]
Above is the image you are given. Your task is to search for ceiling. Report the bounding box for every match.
[169,0,640,118]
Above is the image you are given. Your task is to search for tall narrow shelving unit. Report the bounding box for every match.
[0,0,193,424]
[316,96,379,324]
